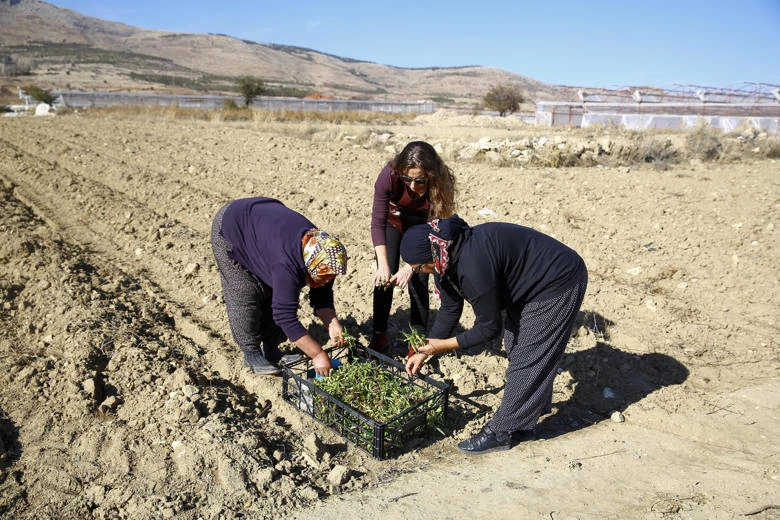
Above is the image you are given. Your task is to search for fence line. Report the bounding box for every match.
[21,89,780,132]
[54,90,434,114]
[536,101,779,132]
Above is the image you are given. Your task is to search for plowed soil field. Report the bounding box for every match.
[0,112,777,519]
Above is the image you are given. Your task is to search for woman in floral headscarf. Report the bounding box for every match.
[400,215,587,455]
[211,197,348,376]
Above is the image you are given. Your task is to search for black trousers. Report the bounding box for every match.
[372,224,430,333]
[490,265,588,433]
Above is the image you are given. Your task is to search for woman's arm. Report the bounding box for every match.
[370,164,395,247]
[371,165,398,287]
[373,244,392,286]
[314,306,344,346]
[291,306,345,377]
[454,289,504,348]
[292,333,332,377]
[406,336,459,375]
[427,283,464,339]
[405,283,463,375]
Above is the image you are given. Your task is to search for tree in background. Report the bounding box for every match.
[238,76,266,107]
[24,84,56,105]
[483,84,524,116]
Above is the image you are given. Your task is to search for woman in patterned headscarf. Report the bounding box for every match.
[400,215,588,455]
[211,197,348,376]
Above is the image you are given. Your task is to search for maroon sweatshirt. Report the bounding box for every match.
[370,163,430,246]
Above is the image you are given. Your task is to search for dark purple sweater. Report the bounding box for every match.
[220,197,335,342]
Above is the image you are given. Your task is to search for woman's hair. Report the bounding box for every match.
[390,141,456,219]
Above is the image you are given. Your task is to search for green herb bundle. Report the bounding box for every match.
[341,328,358,350]
[314,360,429,422]
[401,326,426,357]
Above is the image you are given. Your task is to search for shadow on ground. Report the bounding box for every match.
[0,409,22,516]
[431,310,689,439]
[538,341,689,438]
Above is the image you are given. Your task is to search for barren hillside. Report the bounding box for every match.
[0,0,576,104]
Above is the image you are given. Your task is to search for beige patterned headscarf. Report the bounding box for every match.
[301,229,347,286]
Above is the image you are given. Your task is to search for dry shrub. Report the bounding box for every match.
[576,150,601,167]
[606,134,680,170]
[62,105,414,126]
[222,98,239,111]
[472,151,513,167]
[54,105,75,116]
[82,105,213,122]
[761,136,780,159]
[527,147,581,168]
[0,84,14,99]
[685,125,723,161]
[718,138,746,162]
[643,266,681,296]
[219,108,252,121]
[563,211,585,229]
[249,109,413,125]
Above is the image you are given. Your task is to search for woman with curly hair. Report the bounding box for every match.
[368,141,456,352]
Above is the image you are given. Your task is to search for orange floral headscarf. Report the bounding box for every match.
[301,229,347,287]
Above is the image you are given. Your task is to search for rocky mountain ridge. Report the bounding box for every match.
[0,0,577,104]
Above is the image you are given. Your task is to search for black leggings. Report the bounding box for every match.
[372,225,430,333]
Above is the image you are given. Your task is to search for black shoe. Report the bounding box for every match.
[242,351,281,375]
[263,344,302,366]
[456,424,511,455]
[512,428,537,443]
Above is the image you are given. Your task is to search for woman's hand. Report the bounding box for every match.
[328,319,345,346]
[390,264,414,289]
[312,351,333,377]
[373,264,393,288]
[405,352,428,375]
[373,245,393,288]
[405,338,458,375]
[418,337,449,356]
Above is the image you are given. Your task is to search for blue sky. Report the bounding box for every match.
[49,0,780,90]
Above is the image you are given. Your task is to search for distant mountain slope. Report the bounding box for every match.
[0,0,576,103]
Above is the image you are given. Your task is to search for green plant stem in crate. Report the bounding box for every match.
[281,345,449,459]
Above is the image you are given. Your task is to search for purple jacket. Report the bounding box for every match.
[220,197,335,342]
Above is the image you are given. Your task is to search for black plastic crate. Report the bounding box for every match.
[281,345,449,459]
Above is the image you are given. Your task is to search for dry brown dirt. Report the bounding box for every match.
[0,111,777,520]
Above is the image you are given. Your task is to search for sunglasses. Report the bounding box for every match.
[400,174,428,185]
